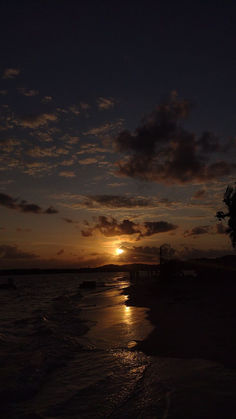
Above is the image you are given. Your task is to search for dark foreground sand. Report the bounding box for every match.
[125,277,236,368]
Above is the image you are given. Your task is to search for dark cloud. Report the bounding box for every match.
[216,223,228,234]
[44,206,58,214]
[57,249,64,256]
[115,94,234,184]
[140,221,178,237]
[192,189,206,200]
[62,218,78,224]
[58,194,178,210]
[184,225,210,237]
[81,216,177,239]
[0,245,38,260]
[118,245,161,263]
[81,195,154,209]
[197,131,220,153]
[0,193,58,214]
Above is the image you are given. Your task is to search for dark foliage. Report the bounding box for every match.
[216,185,236,248]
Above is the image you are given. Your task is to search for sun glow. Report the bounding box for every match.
[116,248,124,255]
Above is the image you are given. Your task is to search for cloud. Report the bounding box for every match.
[0,245,38,259]
[41,96,53,103]
[184,225,210,237]
[117,245,161,263]
[15,113,57,128]
[62,218,76,224]
[69,105,80,115]
[55,193,178,210]
[59,171,76,178]
[84,120,123,136]
[216,223,228,234]
[17,88,39,97]
[0,90,7,95]
[81,215,177,239]
[192,189,206,199]
[27,146,69,158]
[80,102,90,111]
[2,68,20,79]
[57,249,64,256]
[79,195,155,209]
[78,158,98,165]
[177,246,233,260]
[97,97,116,110]
[115,94,234,184]
[0,193,58,214]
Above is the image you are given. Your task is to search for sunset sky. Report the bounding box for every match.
[0,1,236,268]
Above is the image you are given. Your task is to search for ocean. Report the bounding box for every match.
[0,272,153,418]
[1,272,236,419]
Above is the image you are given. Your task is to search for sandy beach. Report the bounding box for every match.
[125,277,236,368]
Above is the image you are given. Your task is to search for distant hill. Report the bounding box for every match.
[0,263,159,276]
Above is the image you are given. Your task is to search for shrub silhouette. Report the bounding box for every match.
[216,185,236,248]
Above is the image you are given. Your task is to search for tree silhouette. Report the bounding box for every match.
[216,185,236,248]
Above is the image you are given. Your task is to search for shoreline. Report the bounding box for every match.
[124,277,236,368]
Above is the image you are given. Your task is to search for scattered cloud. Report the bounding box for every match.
[55,193,179,210]
[81,215,177,239]
[59,171,76,178]
[84,120,123,136]
[0,244,38,259]
[15,112,57,128]
[27,146,69,158]
[184,225,211,237]
[17,87,39,96]
[0,90,7,95]
[62,217,79,224]
[0,193,58,214]
[80,102,90,111]
[79,157,98,165]
[41,96,53,103]
[97,97,116,110]
[78,195,155,209]
[69,105,80,115]
[2,68,20,79]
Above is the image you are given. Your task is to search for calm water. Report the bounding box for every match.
[1,273,236,419]
[0,272,153,418]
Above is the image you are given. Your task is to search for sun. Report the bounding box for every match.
[116,248,124,255]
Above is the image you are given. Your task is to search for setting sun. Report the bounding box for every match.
[116,248,124,255]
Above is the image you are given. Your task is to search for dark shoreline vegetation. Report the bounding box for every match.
[124,255,236,369]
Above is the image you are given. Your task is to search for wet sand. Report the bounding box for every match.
[122,278,236,418]
[124,277,236,368]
